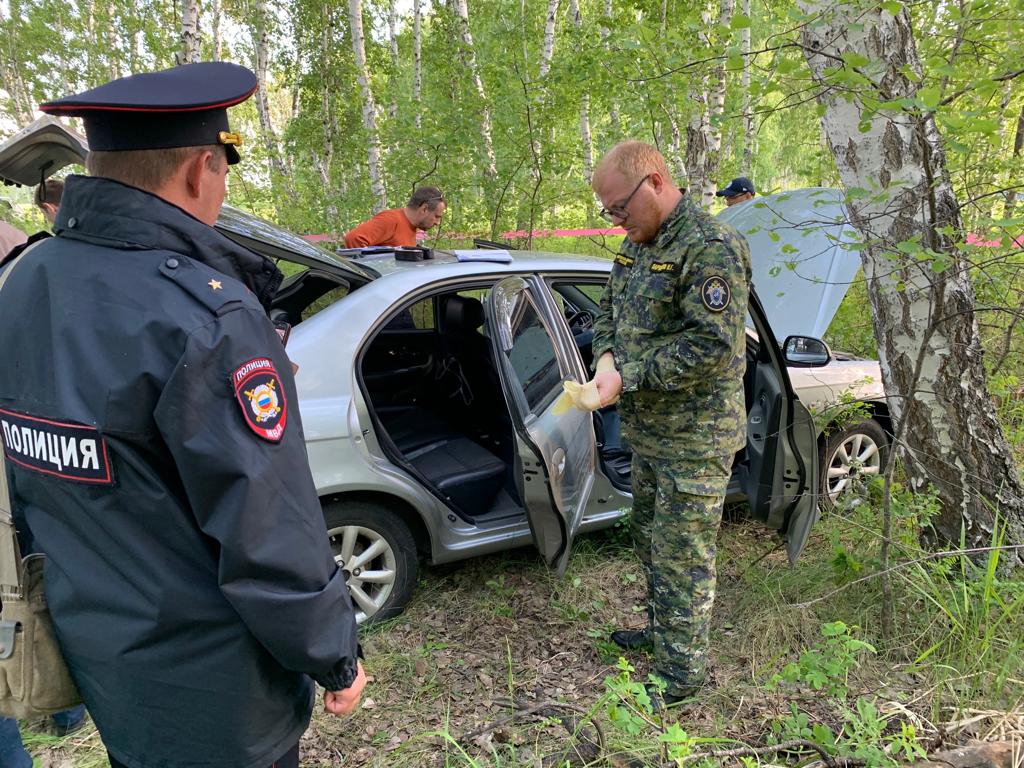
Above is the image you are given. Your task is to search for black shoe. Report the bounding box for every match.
[610,628,652,650]
[52,712,87,737]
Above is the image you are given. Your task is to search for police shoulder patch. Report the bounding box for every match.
[700,275,731,312]
[232,358,287,442]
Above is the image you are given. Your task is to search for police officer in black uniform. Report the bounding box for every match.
[0,62,365,768]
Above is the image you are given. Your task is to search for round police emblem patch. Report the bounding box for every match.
[232,358,287,442]
[701,276,731,312]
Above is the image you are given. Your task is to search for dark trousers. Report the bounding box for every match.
[108,742,299,768]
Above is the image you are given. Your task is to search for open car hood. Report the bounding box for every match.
[0,115,87,187]
[0,115,375,283]
[716,188,861,340]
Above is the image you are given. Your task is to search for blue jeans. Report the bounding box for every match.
[0,716,32,768]
[0,705,87,766]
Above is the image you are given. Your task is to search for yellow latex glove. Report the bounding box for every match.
[552,379,604,415]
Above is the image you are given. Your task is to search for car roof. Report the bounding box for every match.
[347,248,609,279]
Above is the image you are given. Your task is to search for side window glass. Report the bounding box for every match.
[384,297,435,331]
[301,285,349,321]
[508,299,562,411]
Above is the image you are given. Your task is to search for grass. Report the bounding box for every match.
[30,495,1024,767]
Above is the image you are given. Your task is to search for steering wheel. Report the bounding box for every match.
[566,309,594,331]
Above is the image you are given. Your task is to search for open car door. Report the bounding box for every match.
[485,277,596,575]
[739,290,820,563]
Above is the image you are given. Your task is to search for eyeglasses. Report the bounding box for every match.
[599,174,650,222]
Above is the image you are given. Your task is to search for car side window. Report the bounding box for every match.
[301,285,349,321]
[507,298,562,412]
[383,296,435,331]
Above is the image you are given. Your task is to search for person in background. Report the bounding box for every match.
[715,176,755,207]
[588,141,751,706]
[34,178,64,226]
[344,185,446,248]
[0,61,365,768]
[0,219,26,256]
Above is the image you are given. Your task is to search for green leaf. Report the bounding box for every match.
[731,13,751,28]
[917,86,941,109]
[842,51,870,68]
[880,0,902,13]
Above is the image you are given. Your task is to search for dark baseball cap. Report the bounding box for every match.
[40,62,257,165]
[716,177,755,197]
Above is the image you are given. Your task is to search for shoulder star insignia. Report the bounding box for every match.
[209,279,223,291]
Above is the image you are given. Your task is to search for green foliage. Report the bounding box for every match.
[769,621,877,699]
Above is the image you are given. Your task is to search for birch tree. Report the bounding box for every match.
[178,0,200,64]
[799,0,1024,563]
[348,0,387,211]
[568,0,593,181]
[413,0,422,130]
[249,0,288,178]
[388,0,399,119]
[454,0,497,180]
[685,0,733,207]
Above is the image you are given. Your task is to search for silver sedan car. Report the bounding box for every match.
[2,119,883,623]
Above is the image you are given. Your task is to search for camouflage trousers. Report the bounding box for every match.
[629,451,733,695]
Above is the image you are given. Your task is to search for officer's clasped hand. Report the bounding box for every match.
[594,352,623,407]
[324,661,367,716]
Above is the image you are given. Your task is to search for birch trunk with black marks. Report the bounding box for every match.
[454,0,497,180]
[568,0,594,181]
[413,0,423,130]
[178,0,200,65]
[686,0,732,207]
[799,0,1024,564]
[540,0,560,78]
[251,0,289,179]
[388,0,399,119]
[740,0,753,171]
[212,0,222,60]
[602,0,619,134]
[315,5,335,197]
[348,0,387,212]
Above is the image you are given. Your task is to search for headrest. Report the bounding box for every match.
[443,295,484,331]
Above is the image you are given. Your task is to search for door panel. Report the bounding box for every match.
[740,291,820,563]
[485,277,596,575]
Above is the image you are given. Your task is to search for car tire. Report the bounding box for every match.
[820,419,889,510]
[323,500,418,624]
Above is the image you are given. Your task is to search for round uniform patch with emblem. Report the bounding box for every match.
[701,276,731,312]
[232,357,287,442]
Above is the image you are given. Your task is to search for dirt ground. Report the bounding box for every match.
[31,519,1024,767]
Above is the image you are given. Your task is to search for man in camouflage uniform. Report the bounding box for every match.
[589,141,751,702]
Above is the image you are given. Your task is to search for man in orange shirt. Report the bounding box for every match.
[344,186,446,248]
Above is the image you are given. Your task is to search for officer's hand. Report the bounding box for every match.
[324,661,367,716]
[594,369,622,407]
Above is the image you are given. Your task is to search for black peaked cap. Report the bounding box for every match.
[715,177,756,197]
[40,62,258,165]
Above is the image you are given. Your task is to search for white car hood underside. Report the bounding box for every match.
[717,187,861,341]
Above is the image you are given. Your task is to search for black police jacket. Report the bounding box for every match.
[0,176,360,768]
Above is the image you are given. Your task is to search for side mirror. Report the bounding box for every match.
[783,335,831,367]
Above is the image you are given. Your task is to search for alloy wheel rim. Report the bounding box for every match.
[826,432,882,503]
[327,524,398,623]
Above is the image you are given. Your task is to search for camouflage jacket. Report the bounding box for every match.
[592,195,752,460]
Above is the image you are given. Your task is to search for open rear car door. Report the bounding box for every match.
[484,277,596,575]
